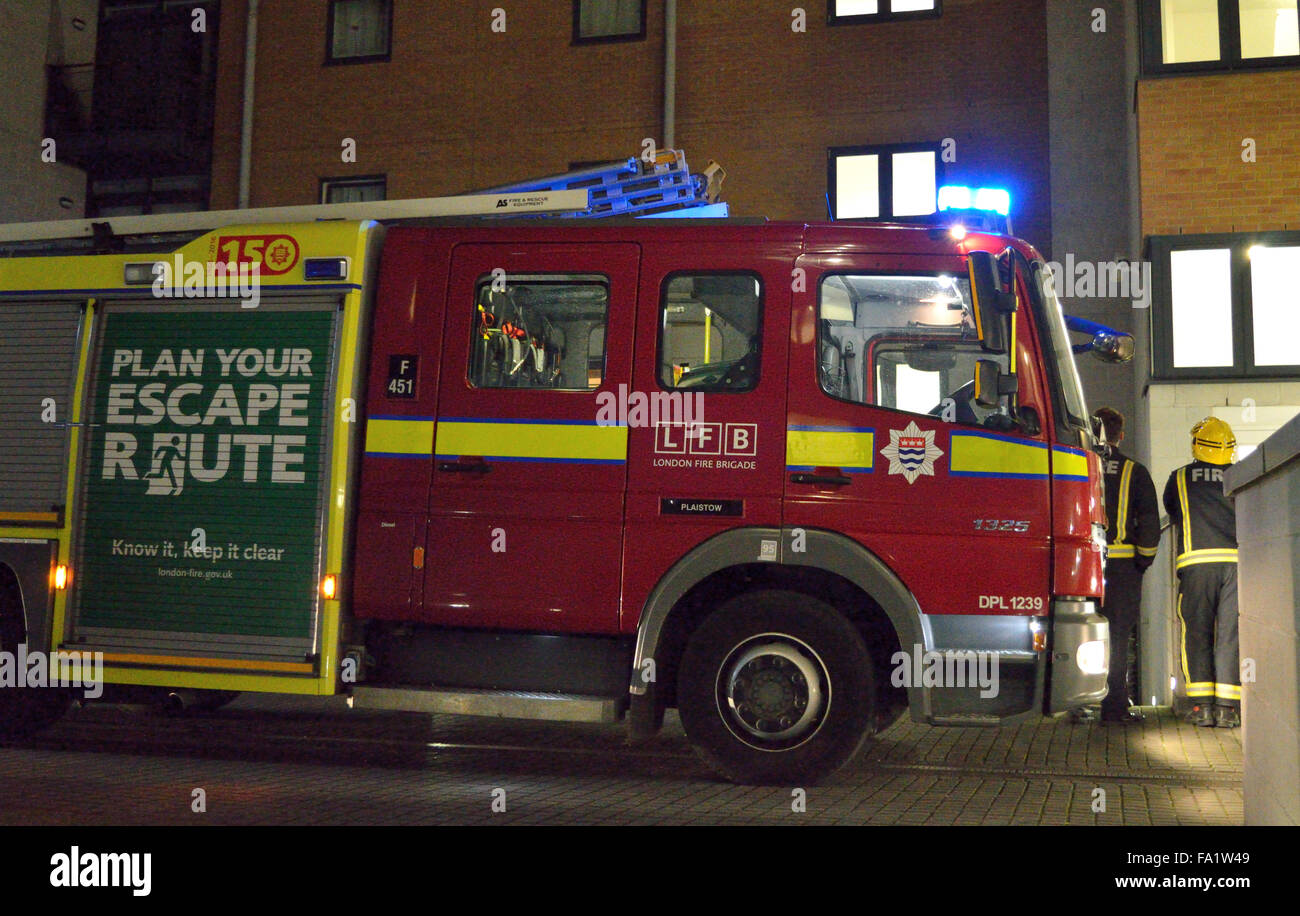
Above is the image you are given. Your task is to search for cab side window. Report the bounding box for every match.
[658,273,762,392]
[818,273,1011,425]
[469,274,608,390]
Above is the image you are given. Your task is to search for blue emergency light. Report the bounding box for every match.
[938,185,1011,216]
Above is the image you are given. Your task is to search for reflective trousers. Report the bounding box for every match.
[1176,563,1240,708]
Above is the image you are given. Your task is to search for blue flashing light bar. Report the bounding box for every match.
[938,185,1011,216]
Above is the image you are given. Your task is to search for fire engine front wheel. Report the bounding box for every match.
[677,589,875,785]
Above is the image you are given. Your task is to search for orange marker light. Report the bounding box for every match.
[321,574,338,600]
[54,565,69,589]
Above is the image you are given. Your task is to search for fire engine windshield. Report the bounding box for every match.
[818,274,1012,426]
[1028,259,1090,433]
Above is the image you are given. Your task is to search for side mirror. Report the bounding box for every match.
[968,250,1017,355]
[974,358,1019,408]
[1090,331,1135,364]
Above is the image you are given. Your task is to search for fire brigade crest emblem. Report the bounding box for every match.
[881,421,943,484]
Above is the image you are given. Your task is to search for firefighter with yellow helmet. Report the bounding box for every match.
[1162,417,1240,728]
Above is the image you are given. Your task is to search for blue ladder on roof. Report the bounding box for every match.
[477,149,727,218]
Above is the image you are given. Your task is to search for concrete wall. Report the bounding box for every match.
[1045,0,1140,434]
[209,0,1053,247]
[1139,382,1300,705]
[0,0,91,223]
[1224,413,1300,825]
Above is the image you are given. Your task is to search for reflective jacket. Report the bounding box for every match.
[1102,447,1160,569]
[1163,461,1238,570]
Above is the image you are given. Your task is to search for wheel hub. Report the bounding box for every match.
[718,635,828,750]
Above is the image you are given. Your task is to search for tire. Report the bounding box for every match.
[191,690,241,713]
[152,689,242,717]
[0,566,70,743]
[677,589,875,785]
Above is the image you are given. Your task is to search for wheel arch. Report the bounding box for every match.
[629,527,933,732]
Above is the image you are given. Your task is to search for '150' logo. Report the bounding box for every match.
[212,235,300,276]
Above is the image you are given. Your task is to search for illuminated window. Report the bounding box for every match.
[829,0,940,23]
[1249,245,1300,366]
[828,143,941,220]
[1151,234,1300,377]
[1160,0,1222,62]
[1170,249,1234,367]
[1240,0,1300,57]
[1141,0,1300,72]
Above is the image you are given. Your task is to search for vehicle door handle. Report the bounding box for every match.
[790,472,851,486]
[438,461,491,474]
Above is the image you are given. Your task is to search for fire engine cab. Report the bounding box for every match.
[0,174,1130,784]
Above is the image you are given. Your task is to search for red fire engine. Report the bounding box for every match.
[0,159,1129,783]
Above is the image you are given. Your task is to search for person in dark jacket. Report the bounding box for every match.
[1163,417,1240,729]
[1094,407,1161,724]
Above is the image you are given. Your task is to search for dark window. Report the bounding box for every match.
[828,0,941,25]
[89,174,209,217]
[1149,232,1300,378]
[327,0,392,64]
[1140,0,1299,74]
[658,273,763,393]
[320,175,387,203]
[470,274,609,390]
[573,0,646,43]
[827,142,942,220]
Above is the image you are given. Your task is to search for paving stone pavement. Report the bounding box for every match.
[0,697,1243,826]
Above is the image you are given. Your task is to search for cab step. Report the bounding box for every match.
[347,686,622,723]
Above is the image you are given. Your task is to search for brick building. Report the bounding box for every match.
[208,0,1055,251]
[11,0,1299,728]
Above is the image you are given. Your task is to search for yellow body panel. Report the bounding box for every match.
[0,220,380,696]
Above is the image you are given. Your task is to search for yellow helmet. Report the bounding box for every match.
[1191,416,1236,465]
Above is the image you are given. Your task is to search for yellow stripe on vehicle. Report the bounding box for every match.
[435,419,628,464]
[949,431,1049,479]
[0,511,61,524]
[1052,446,1089,481]
[786,426,874,472]
[365,416,436,457]
[100,653,315,674]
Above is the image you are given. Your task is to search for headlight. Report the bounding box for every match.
[1077,639,1107,675]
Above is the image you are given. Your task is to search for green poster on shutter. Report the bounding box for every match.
[73,308,336,654]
